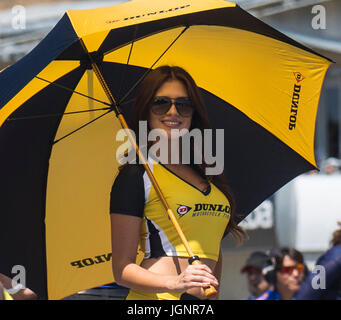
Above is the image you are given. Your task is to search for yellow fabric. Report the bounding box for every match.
[126,289,181,300]
[140,160,231,261]
[44,70,138,300]
[67,0,236,40]
[3,289,13,300]
[0,61,80,128]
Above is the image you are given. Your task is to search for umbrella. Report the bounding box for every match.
[0,0,331,299]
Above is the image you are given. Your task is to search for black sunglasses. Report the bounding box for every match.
[151,96,194,117]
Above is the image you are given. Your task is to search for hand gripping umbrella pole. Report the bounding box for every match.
[85,50,216,297]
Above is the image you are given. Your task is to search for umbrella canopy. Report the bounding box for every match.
[0,0,331,299]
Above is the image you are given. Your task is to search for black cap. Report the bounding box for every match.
[241,251,271,273]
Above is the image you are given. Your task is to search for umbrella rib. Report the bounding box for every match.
[117,25,138,101]
[79,39,118,108]
[5,98,134,122]
[6,107,111,121]
[52,109,113,145]
[35,76,112,107]
[118,25,189,106]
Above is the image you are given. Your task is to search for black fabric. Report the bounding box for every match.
[98,62,146,105]
[55,40,86,61]
[180,293,202,300]
[295,245,341,300]
[110,164,145,217]
[0,67,84,299]
[202,89,315,221]
[146,218,167,258]
[0,14,79,109]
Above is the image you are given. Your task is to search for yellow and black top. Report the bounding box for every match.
[110,159,230,261]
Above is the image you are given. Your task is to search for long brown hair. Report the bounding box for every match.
[129,65,248,245]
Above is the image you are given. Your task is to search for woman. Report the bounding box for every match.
[110,66,247,300]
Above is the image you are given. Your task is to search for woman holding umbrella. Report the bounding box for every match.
[110,66,247,300]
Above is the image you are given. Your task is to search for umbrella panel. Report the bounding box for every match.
[0,67,85,298]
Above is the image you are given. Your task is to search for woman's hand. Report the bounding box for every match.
[167,263,219,293]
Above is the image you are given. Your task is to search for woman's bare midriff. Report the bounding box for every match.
[141,256,216,273]
[140,256,217,298]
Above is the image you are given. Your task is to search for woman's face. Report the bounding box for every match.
[276,255,304,294]
[148,79,193,139]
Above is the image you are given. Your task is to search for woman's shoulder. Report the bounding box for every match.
[112,163,146,192]
[117,163,146,178]
[110,164,146,216]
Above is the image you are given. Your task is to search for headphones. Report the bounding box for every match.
[262,248,309,285]
[262,250,277,284]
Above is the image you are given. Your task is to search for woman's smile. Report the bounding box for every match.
[161,119,183,128]
[148,79,192,138]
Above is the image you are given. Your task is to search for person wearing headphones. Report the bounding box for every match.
[257,247,308,300]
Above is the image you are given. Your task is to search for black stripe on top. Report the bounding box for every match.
[145,217,167,259]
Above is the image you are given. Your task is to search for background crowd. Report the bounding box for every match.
[241,222,341,300]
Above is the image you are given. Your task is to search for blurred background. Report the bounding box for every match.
[1,0,340,299]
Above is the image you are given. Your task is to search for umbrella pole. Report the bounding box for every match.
[83,49,216,295]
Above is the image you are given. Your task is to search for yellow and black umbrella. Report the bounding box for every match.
[0,0,331,299]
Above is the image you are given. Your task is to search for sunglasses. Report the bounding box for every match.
[151,96,194,117]
[279,263,304,275]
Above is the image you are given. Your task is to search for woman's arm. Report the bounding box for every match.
[0,282,4,300]
[0,273,37,300]
[110,213,218,293]
[211,247,223,299]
